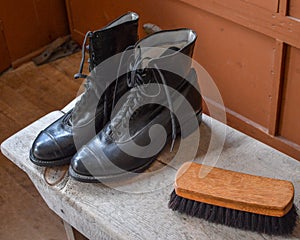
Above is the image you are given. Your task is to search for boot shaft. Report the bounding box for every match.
[109,29,201,143]
[132,29,197,90]
[72,12,139,126]
[88,12,139,70]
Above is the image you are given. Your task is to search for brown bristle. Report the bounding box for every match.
[168,190,298,235]
[170,162,298,235]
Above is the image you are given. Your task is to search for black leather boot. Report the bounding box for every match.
[69,29,202,182]
[30,12,139,166]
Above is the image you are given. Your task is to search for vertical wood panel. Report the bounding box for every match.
[278,46,300,145]
[0,0,69,63]
[268,41,285,135]
[289,0,300,19]
[279,0,288,15]
[194,19,275,129]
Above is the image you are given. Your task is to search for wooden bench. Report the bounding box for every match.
[1,99,300,240]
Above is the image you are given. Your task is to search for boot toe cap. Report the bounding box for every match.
[70,145,124,180]
[31,131,65,161]
[70,147,95,177]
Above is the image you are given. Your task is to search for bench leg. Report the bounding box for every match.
[63,220,89,240]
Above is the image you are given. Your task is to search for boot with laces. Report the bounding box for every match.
[30,12,139,166]
[69,29,202,182]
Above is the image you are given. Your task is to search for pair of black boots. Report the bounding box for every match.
[30,12,202,182]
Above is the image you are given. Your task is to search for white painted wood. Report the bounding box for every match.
[64,221,89,240]
[1,112,300,240]
[64,221,76,240]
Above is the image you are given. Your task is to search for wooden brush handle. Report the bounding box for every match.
[175,162,294,217]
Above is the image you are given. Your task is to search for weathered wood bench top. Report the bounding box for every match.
[1,100,300,240]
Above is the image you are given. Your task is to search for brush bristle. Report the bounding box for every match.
[168,190,298,235]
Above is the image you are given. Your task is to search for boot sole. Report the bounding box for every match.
[68,157,157,183]
[29,149,72,167]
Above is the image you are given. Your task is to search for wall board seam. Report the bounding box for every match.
[179,0,300,49]
[279,0,288,16]
[203,97,300,160]
[268,40,286,136]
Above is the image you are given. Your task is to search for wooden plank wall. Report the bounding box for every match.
[66,0,300,161]
[0,0,69,69]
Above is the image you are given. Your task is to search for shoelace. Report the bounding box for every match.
[110,48,177,152]
[70,34,135,126]
[72,36,177,151]
[72,32,132,125]
[111,45,135,110]
[74,31,92,79]
[69,31,93,124]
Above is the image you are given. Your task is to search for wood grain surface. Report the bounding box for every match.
[175,162,295,217]
[0,52,84,240]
